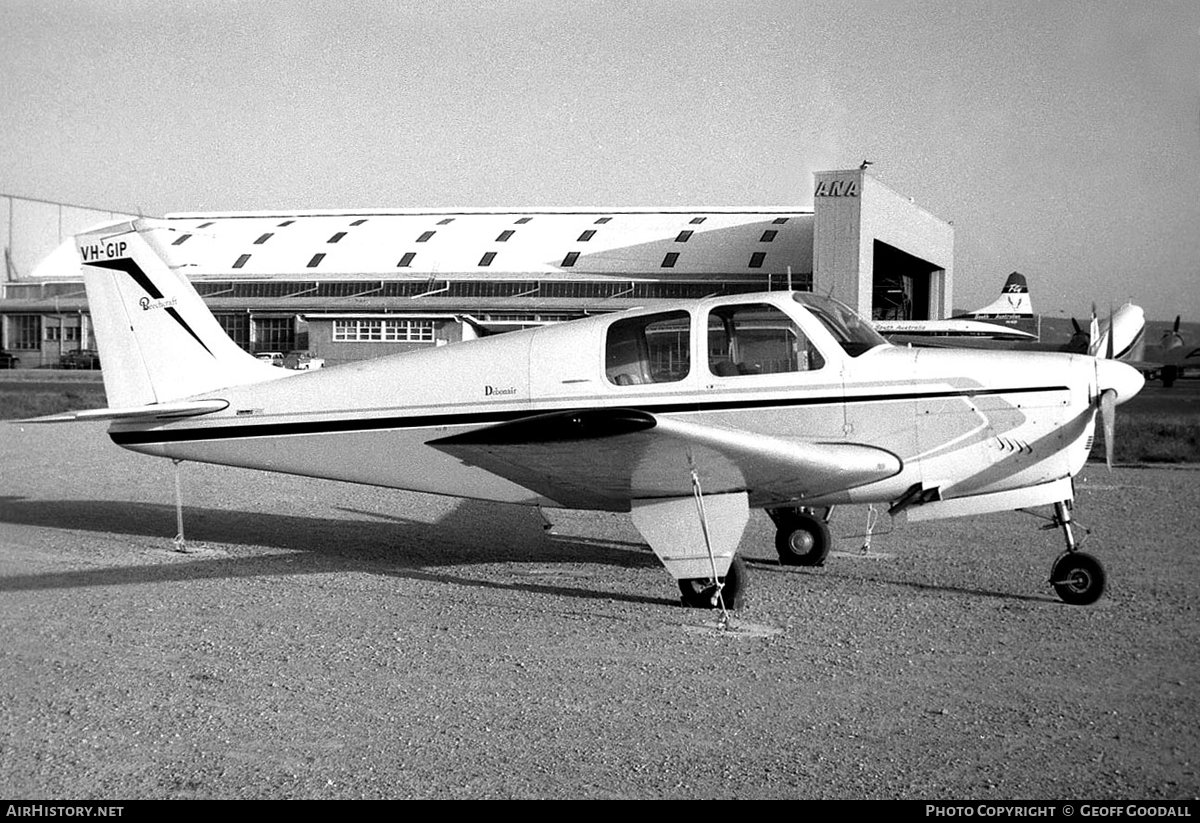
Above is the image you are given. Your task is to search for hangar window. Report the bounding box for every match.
[606,310,690,385]
[328,232,347,244]
[417,231,436,242]
[253,233,273,245]
[675,231,693,243]
[8,315,40,349]
[233,254,251,269]
[707,303,825,377]
[562,252,580,267]
[760,230,778,242]
[661,252,679,268]
[172,234,192,246]
[255,317,295,352]
[277,220,295,227]
[350,219,368,226]
[772,217,789,225]
[215,314,250,351]
[748,252,766,268]
[197,222,215,229]
[397,252,416,268]
[437,218,455,225]
[515,217,533,224]
[333,318,435,343]
[307,253,326,268]
[577,230,596,242]
[479,252,497,267]
[594,217,612,224]
[496,230,515,242]
[689,217,707,225]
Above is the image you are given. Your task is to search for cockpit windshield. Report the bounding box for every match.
[791,293,889,357]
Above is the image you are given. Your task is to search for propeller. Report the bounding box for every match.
[1094,357,1145,470]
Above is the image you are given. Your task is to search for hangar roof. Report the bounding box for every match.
[159,208,815,281]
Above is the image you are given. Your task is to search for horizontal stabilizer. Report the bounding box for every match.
[429,407,902,510]
[18,399,229,424]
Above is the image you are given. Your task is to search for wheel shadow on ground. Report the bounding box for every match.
[0,495,673,607]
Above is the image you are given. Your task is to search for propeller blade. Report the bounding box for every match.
[1100,389,1116,470]
[1106,305,1115,360]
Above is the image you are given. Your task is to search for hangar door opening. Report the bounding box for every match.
[871,241,942,321]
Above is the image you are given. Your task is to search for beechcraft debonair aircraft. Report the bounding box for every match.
[27,220,1147,611]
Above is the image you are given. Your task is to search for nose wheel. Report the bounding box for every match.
[1046,500,1107,605]
[1050,551,1106,606]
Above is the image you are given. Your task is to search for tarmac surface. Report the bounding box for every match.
[1,421,1198,799]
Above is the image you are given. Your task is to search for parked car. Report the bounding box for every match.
[0,349,20,369]
[283,350,325,370]
[59,349,101,369]
[255,351,285,367]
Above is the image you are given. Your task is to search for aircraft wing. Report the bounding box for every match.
[18,399,229,423]
[428,408,901,510]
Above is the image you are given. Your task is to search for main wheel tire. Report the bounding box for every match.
[1051,551,1107,605]
[774,511,832,566]
[1162,365,1178,388]
[678,555,748,610]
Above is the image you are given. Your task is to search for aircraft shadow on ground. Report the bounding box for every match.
[0,496,671,606]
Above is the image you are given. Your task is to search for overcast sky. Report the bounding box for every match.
[2,0,1197,320]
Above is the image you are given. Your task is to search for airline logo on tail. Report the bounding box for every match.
[79,241,213,356]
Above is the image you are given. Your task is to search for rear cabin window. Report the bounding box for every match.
[707,303,825,376]
[605,311,690,386]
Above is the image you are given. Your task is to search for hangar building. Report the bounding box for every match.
[0,168,953,368]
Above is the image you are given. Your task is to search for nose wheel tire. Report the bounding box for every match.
[1050,551,1106,606]
[774,511,832,567]
[679,556,748,610]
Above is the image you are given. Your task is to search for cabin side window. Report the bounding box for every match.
[605,311,691,386]
[707,303,825,377]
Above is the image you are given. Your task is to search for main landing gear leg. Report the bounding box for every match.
[1048,500,1106,606]
[768,506,833,566]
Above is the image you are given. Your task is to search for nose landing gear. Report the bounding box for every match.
[1047,500,1106,605]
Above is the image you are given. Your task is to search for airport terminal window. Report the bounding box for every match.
[707,303,824,377]
[605,310,690,386]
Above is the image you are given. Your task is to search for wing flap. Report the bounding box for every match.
[429,408,902,510]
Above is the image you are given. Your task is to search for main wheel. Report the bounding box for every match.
[774,511,832,566]
[1051,551,1107,605]
[678,555,748,610]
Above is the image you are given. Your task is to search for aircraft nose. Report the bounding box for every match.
[1096,358,1145,405]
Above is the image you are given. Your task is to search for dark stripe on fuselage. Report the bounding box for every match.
[108,385,1071,446]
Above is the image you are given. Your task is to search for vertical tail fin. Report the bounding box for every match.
[77,219,287,407]
[962,271,1036,336]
